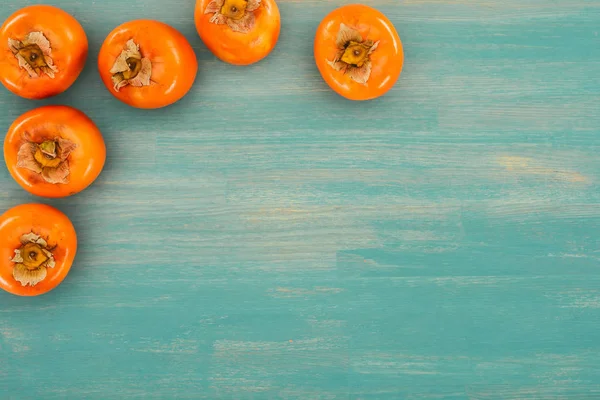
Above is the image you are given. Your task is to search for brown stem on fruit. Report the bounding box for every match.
[8,32,58,78]
[205,0,261,33]
[110,39,152,92]
[17,137,77,184]
[327,24,379,85]
[11,232,56,287]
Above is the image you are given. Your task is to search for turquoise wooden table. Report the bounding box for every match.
[1,0,599,398]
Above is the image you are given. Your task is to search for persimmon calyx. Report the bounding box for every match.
[110,39,152,92]
[16,137,77,184]
[204,0,261,33]
[8,32,59,79]
[11,232,56,287]
[327,24,379,85]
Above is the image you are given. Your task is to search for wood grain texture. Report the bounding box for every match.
[1,0,599,398]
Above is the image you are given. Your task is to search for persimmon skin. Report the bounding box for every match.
[195,0,281,65]
[0,203,77,297]
[314,4,404,101]
[0,5,88,100]
[98,20,198,109]
[4,105,106,198]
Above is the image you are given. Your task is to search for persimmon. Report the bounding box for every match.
[4,105,106,198]
[195,0,280,65]
[98,20,198,109]
[0,5,88,100]
[314,4,404,101]
[0,203,77,296]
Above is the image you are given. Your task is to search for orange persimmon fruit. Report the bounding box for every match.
[195,0,280,65]
[314,4,404,101]
[0,203,77,297]
[4,105,106,198]
[98,20,198,109]
[0,5,88,100]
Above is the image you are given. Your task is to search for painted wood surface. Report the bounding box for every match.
[1,0,599,398]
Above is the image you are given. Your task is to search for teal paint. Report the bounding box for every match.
[1,0,599,398]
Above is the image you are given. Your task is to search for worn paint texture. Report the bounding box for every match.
[1,0,599,398]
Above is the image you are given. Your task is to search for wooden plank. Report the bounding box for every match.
[0,0,599,398]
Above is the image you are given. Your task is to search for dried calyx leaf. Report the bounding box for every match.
[327,24,380,85]
[16,136,77,184]
[335,24,362,48]
[20,232,48,247]
[13,263,47,287]
[11,232,56,287]
[110,39,152,92]
[205,0,261,34]
[8,32,58,78]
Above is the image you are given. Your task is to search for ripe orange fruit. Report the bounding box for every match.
[98,20,198,109]
[0,5,88,99]
[314,4,404,101]
[4,105,106,198]
[0,203,77,297]
[195,0,281,65]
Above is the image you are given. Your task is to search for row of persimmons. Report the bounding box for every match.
[0,1,404,297]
